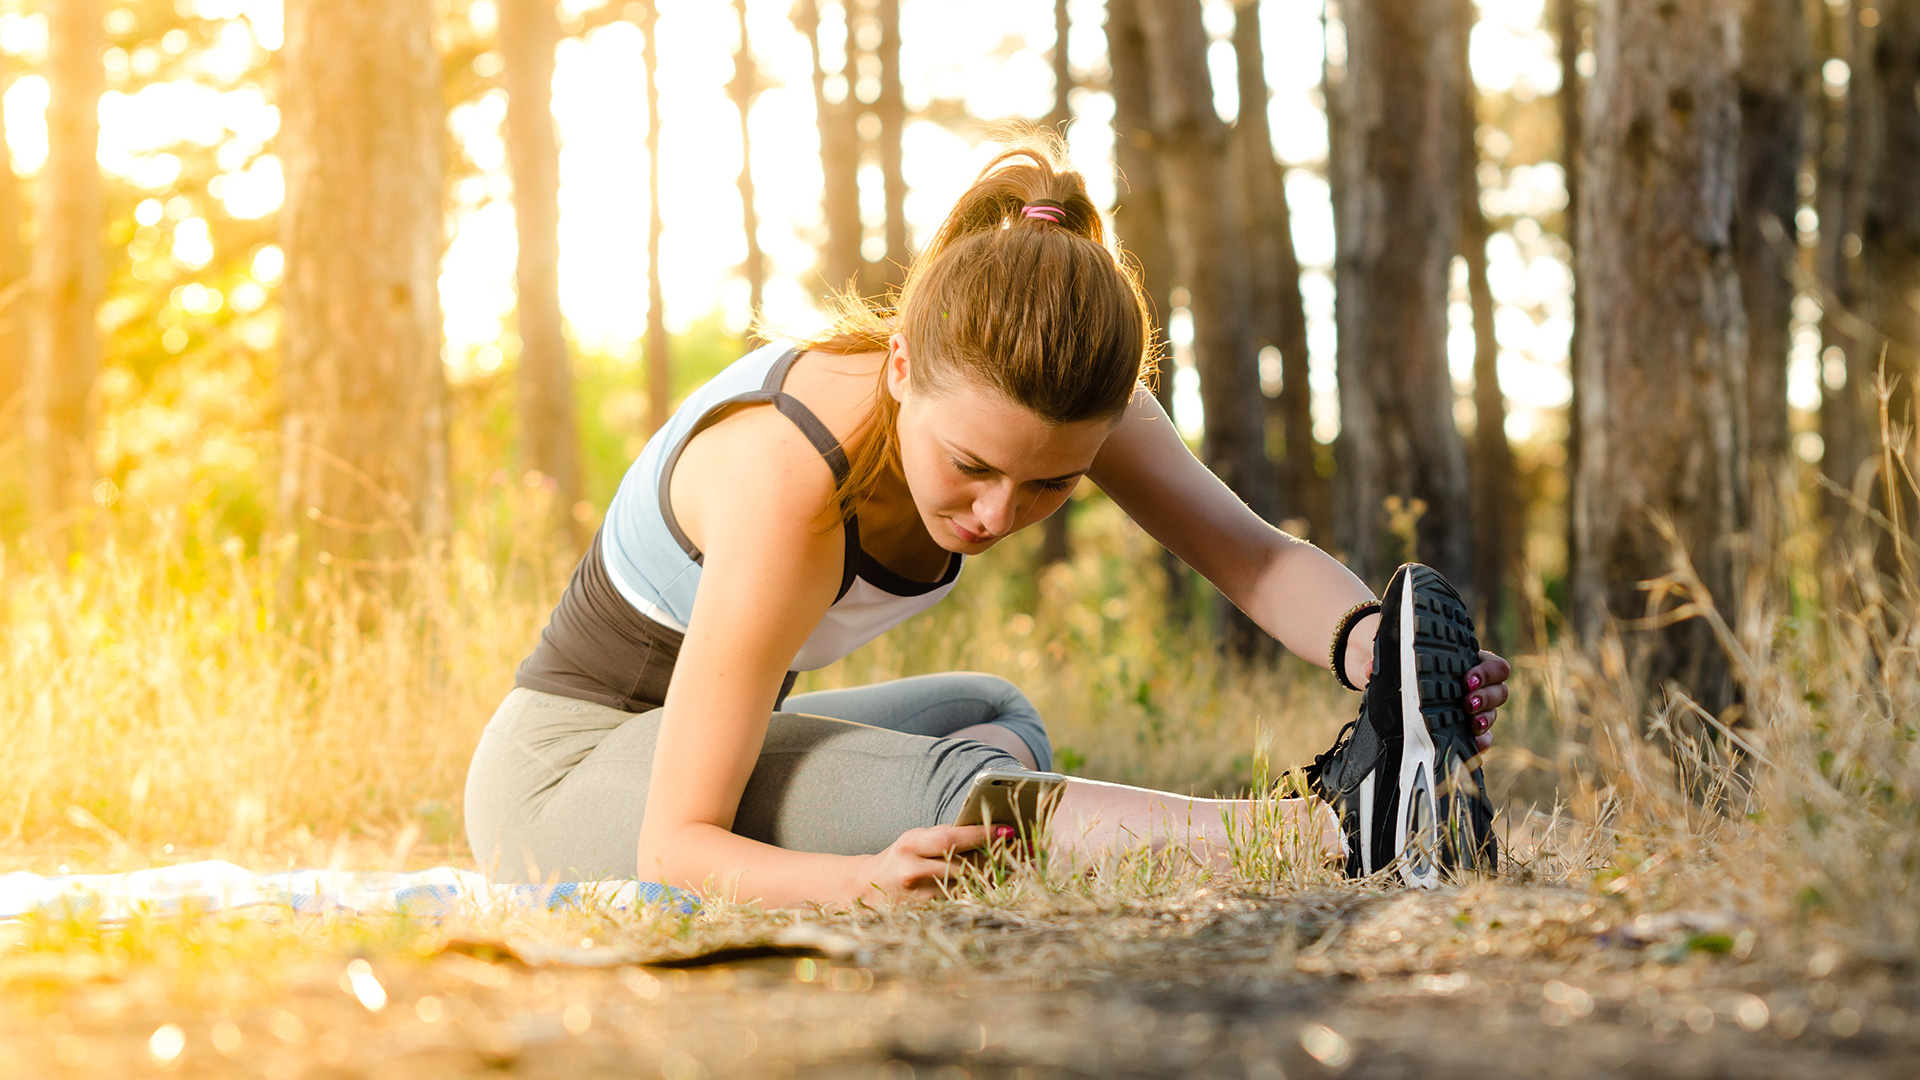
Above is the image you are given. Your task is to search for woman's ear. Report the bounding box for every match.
[885,333,913,404]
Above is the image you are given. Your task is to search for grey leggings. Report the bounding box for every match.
[463,673,1051,882]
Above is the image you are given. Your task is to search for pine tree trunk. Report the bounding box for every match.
[1570,0,1748,713]
[798,0,863,295]
[1330,0,1475,596]
[641,0,671,435]
[1559,0,1585,576]
[1038,0,1075,568]
[1105,0,1190,615]
[279,0,449,569]
[1819,0,1878,505]
[730,0,766,319]
[1736,0,1808,482]
[1138,0,1275,654]
[872,0,908,294]
[1458,0,1514,645]
[1862,2,1920,466]
[0,55,27,419]
[26,0,104,520]
[500,0,582,535]
[1233,0,1326,545]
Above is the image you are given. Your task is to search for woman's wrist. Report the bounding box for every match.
[1343,612,1379,690]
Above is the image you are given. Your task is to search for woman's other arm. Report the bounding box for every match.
[638,407,989,906]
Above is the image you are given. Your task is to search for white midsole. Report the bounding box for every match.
[1394,576,1440,888]
[1358,773,1375,874]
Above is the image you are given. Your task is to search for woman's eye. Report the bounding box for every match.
[1038,478,1077,493]
[951,459,991,477]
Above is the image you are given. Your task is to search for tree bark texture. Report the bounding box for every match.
[1458,0,1515,644]
[500,0,583,533]
[1233,0,1327,544]
[1331,0,1475,595]
[1817,0,1874,508]
[1137,0,1275,527]
[26,0,104,519]
[1861,1,1920,457]
[730,0,767,319]
[1105,0,1190,613]
[279,0,449,567]
[798,0,863,295]
[1735,0,1808,480]
[871,0,908,295]
[1039,0,1075,568]
[1559,0,1586,572]
[641,0,671,435]
[0,56,28,418]
[1570,0,1748,711]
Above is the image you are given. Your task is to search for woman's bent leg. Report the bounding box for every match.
[463,688,1023,882]
[782,672,1052,771]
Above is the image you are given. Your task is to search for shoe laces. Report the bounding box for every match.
[1304,715,1361,797]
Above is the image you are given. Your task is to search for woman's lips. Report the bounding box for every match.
[951,520,991,545]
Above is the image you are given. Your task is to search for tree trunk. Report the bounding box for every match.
[280,0,449,569]
[1233,0,1327,545]
[1736,0,1808,483]
[1106,0,1190,615]
[26,0,104,521]
[730,0,767,320]
[1559,0,1585,578]
[1570,0,1748,713]
[1458,0,1514,646]
[798,0,864,295]
[0,55,28,420]
[1038,0,1075,568]
[859,0,907,296]
[1862,1,1920,475]
[641,0,671,435]
[500,0,583,537]
[1330,0,1475,596]
[1819,0,1878,507]
[1138,0,1275,653]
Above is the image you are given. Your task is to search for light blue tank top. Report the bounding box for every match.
[600,343,963,671]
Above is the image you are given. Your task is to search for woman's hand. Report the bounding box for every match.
[1465,651,1510,753]
[853,824,1001,900]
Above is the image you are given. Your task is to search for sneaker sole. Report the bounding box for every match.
[1390,565,1482,889]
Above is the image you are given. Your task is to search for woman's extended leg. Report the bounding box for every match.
[1048,777,1341,869]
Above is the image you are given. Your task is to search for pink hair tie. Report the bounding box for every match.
[1021,204,1067,225]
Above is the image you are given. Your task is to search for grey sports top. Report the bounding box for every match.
[514,343,963,711]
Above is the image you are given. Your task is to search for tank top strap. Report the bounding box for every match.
[655,347,861,601]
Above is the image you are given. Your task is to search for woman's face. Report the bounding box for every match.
[886,335,1115,554]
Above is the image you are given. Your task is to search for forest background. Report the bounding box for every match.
[0,0,1916,973]
[2,1,1920,1075]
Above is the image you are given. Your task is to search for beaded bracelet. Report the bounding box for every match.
[1329,600,1382,692]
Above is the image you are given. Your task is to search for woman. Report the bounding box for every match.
[464,143,1511,904]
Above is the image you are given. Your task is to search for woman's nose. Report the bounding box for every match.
[975,487,1017,535]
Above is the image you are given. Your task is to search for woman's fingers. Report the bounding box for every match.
[907,824,992,857]
[1465,650,1511,691]
[1464,681,1508,716]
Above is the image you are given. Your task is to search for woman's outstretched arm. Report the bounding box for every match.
[1088,390,1508,744]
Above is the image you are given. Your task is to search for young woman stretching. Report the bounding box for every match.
[463,144,1512,904]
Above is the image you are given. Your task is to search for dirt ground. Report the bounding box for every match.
[3,878,1916,1079]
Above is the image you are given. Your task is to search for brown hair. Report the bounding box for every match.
[802,135,1155,516]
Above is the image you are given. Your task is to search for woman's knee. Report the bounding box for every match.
[946,673,1051,771]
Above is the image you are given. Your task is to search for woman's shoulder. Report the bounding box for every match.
[668,394,844,543]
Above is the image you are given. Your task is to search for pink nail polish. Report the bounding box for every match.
[1467,674,1481,689]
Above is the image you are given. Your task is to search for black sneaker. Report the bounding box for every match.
[1304,563,1497,887]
